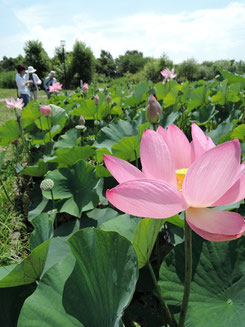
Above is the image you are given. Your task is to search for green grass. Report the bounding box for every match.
[0,102,16,126]
[0,88,46,99]
[0,88,47,127]
[0,168,30,266]
[0,89,35,266]
[0,88,19,99]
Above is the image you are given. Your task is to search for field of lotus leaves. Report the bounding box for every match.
[0,67,245,327]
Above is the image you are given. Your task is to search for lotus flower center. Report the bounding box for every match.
[176,168,188,192]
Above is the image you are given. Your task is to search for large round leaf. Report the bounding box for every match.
[18,229,138,327]
[94,120,139,151]
[158,234,245,327]
[133,218,163,269]
[50,145,95,168]
[54,128,79,149]
[0,119,21,146]
[17,255,83,327]
[0,283,36,327]
[99,214,140,242]
[0,239,50,287]
[42,160,99,217]
[63,228,139,326]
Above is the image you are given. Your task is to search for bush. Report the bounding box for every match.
[176,58,199,81]
[0,71,16,88]
[142,58,161,83]
[123,71,145,84]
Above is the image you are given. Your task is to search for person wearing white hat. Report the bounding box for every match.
[25,66,42,100]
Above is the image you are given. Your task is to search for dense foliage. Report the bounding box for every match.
[0,68,244,326]
[69,41,95,87]
[1,39,245,89]
[24,40,51,80]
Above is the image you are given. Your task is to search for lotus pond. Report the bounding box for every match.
[0,67,245,327]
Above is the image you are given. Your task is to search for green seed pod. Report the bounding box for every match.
[75,125,86,130]
[40,179,54,191]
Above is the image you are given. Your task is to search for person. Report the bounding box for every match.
[25,66,42,100]
[15,64,31,107]
[44,70,57,99]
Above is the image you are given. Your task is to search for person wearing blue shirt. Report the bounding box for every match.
[44,70,57,99]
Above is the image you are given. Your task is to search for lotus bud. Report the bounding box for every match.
[94,94,99,104]
[40,179,54,192]
[79,115,85,126]
[40,105,51,117]
[106,94,111,102]
[145,94,162,124]
[94,120,100,126]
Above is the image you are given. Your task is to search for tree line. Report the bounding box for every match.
[1,39,245,89]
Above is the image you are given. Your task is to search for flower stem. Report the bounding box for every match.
[14,109,30,156]
[0,177,13,205]
[39,117,43,130]
[46,117,52,143]
[134,150,138,168]
[50,190,57,228]
[153,123,158,131]
[156,236,160,268]
[178,218,192,327]
[147,261,177,327]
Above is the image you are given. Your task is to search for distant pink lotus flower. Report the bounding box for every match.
[5,97,24,110]
[49,82,63,93]
[82,83,89,93]
[94,94,99,104]
[106,94,111,102]
[104,123,245,242]
[40,105,51,117]
[160,68,177,84]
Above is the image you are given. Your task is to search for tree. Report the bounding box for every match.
[51,47,71,88]
[116,50,147,75]
[95,50,116,77]
[176,58,199,81]
[1,56,15,71]
[158,53,173,71]
[142,58,161,82]
[24,40,51,80]
[69,41,95,87]
[0,55,25,72]
[142,53,174,82]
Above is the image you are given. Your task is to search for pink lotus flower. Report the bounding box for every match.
[106,94,111,102]
[82,83,89,93]
[5,97,24,110]
[94,94,99,104]
[49,82,62,93]
[40,105,51,117]
[146,94,162,124]
[104,123,245,242]
[160,68,177,84]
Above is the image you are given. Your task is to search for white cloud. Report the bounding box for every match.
[3,1,245,62]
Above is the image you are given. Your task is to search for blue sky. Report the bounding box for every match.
[0,0,245,63]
